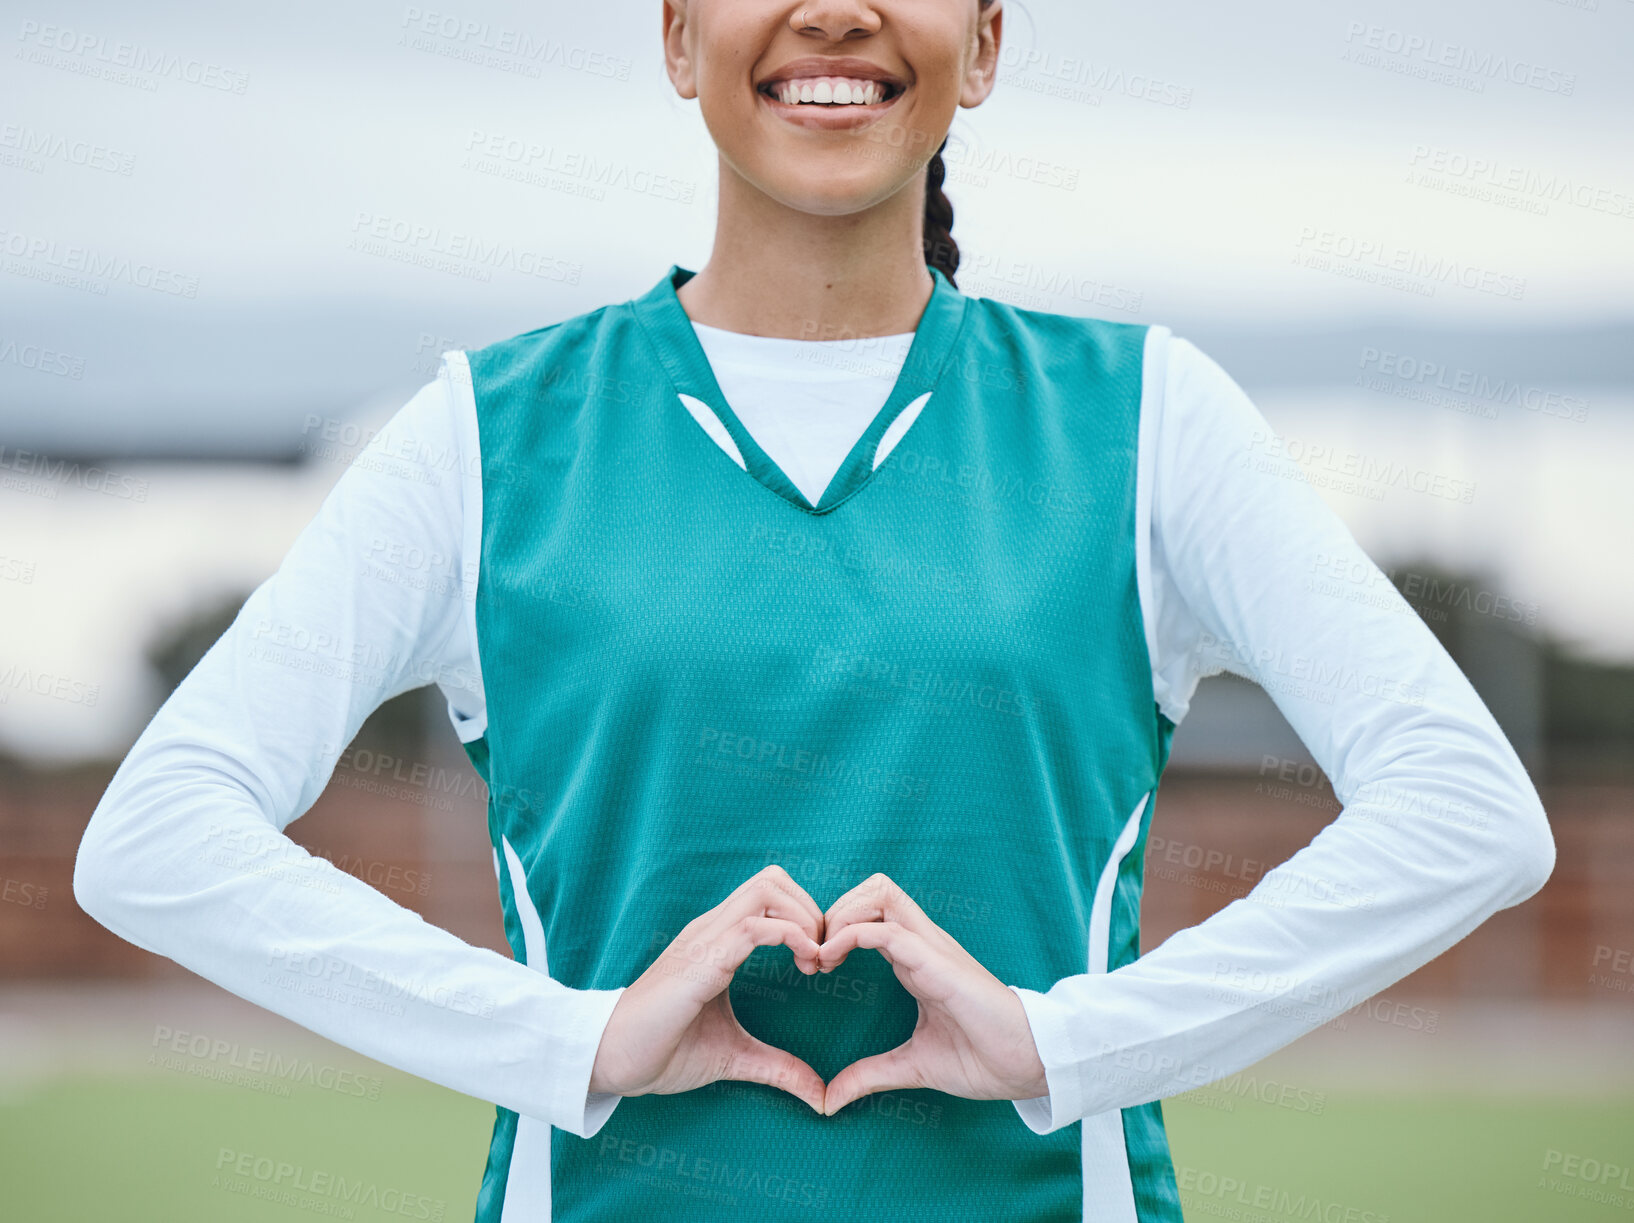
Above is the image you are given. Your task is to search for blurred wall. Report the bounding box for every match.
[1,0,1630,997]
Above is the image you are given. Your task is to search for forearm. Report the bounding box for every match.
[73,366,627,1138]
[75,721,625,1135]
[1007,330,1554,1134]
[1008,741,1551,1132]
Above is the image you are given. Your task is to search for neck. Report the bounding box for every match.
[677,159,936,340]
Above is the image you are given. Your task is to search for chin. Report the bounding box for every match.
[749,148,917,218]
[785,183,895,217]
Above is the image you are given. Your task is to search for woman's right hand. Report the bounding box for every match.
[587,864,827,1113]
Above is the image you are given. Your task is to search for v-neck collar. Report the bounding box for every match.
[631,263,970,515]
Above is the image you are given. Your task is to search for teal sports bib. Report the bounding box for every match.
[461,265,1180,1221]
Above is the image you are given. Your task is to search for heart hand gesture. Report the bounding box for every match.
[586,866,1048,1118]
[818,872,1048,1115]
[587,864,828,1113]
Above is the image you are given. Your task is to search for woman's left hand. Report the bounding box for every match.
[816,872,1049,1115]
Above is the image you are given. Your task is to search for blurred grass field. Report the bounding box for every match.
[2,1066,1631,1222]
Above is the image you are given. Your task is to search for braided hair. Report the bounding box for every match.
[923,0,993,288]
[923,139,960,287]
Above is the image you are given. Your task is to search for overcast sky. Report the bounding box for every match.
[1,0,1631,759]
[2,0,1630,450]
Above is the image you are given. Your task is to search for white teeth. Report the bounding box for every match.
[772,77,890,106]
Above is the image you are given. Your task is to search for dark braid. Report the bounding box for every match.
[923,0,992,288]
[922,139,960,287]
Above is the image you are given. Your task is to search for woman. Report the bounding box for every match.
[75,2,1555,1220]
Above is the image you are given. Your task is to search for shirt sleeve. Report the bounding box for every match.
[1006,328,1556,1134]
[71,354,627,1138]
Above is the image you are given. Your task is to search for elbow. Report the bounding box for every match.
[1495,790,1555,907]
[73,817,116,928]
[73,799,134,933]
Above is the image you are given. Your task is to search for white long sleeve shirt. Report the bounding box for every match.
[72,313,1556,1142]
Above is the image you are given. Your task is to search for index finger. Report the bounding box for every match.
[714,863,825,944]
[824,872,935,941]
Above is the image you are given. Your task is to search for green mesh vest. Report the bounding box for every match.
[460,265,1180,1222]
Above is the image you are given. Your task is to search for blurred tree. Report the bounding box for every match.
[143,589,247,695]
[141,589,434,759]
[1544,653,1634,785]
[1388,561,1634,785]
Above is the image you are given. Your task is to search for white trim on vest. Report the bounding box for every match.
[872,391,933,470]
[1080,790,1153,1223]
[445,349,489,743]
[677,393,747,469]
[1134,325,1173,723]
[500,833,554,1222]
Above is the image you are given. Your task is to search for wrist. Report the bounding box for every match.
[1012,1060,1048,1102]
[587,1019,620,1097]
[1004,987,1049,1099]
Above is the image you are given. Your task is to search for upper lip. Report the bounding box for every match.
[757,56,907,95]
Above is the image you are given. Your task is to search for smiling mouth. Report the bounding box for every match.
[757,76,905,107]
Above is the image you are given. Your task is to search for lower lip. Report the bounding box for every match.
[758,87,902,131]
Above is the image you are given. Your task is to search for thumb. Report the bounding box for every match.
[822,1041,922,1116]
[721,1029,827,1115]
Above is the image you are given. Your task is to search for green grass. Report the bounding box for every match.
[1162,1090,1634,1221]
[1,1070,1630,1221]
[0,1069,493,1222]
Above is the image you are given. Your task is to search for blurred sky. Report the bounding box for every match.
[1,0,1631,760]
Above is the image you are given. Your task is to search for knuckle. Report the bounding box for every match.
[869,873,902,902]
